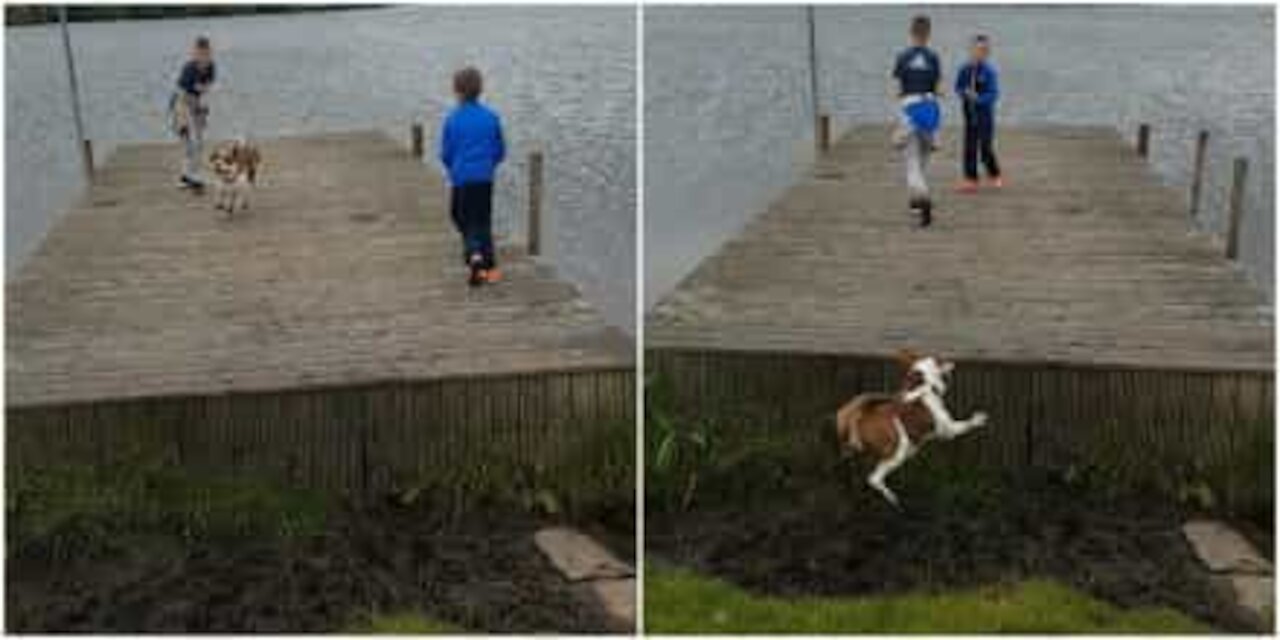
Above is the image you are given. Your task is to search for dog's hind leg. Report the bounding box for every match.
[868,419,913,508]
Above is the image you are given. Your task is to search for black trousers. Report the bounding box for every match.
[962,110,1001,181]
[449,182,495,269]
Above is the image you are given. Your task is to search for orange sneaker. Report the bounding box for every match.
[955,179,979,194]
[985,176,1005,189]
[482,268,502,284]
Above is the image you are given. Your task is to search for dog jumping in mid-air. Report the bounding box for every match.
[208,138,261,216]
[835,350,988,506]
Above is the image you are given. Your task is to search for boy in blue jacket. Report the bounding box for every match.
[439,66,506,286]
[891,15,943,227]
[955,35,1002,192]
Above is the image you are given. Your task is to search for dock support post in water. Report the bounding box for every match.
[1190,130,1209,218]
[528,150,544,256]
[1137,123,1151,158]
[817,113,830,154]
[1226,156,1248,260]
[410,122,424,159]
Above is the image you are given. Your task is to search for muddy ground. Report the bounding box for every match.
[647,472,1264,632]
[8,503,629,633]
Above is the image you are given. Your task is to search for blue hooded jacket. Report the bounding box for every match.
[954,60,1000,117]
[439,100,506,186]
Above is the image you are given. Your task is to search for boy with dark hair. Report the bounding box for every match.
[891,15,943,227]
[439,66,506,286]
[172,35,215,189]
[955,34,1002,192]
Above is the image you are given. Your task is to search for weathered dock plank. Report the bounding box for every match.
[9,131,631,407]
[649,125,1272,372]
[8,131,633,499]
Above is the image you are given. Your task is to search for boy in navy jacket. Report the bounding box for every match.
[891,15,943,227]
[439,66,507,286]
[955,35,1002,192]
[172,36,215,189]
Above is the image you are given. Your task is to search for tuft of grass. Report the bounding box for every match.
[645,566,1211,634]
[345,611,464,634]
[8,462,328,558]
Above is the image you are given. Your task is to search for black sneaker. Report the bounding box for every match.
[919,199,933,227]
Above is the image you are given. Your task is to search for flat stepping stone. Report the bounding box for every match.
[1183,520,1273,574]
[1228,574,1274,627]
[534,527,634,581]
[534,526,635,631]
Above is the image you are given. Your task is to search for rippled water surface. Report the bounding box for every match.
[7,6,636,329]
[646,5,1274,305]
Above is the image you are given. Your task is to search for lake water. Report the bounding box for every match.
[6,6,637,330]
[645,5,1275,306]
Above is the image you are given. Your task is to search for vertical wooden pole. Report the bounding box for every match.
[81,139,94,178]
[1189,130,1209,218]
[1226,156,1248,260]
[1137,123,1150,159]
[58,7,92,182]
[806,5,821,155]
[527,151,544,256]
[817,113,830,154]
[410,123,424,159]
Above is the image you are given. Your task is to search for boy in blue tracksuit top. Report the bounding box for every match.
[955,35,1002,192]
[439,66,506,286]
[891,15,943,227]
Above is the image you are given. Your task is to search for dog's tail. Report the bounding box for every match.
[835,395,874,452]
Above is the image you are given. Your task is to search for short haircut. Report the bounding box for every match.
[194,35,211,50]
[973,34,990,45]
[910,15,931,40]
[453,66,483,101]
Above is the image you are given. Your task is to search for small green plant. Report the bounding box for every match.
[8,458,328,560]
[646,373,721,511]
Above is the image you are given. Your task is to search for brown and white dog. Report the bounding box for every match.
[208,138,261,215]
[835,350,988,506]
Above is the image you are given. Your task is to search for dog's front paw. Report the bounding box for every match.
[972,412,989,427]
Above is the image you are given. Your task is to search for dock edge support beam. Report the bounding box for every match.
[817,113,830,155]
[410,122,424,159]
[527,150,544,256]
[1137,123,1151,159]
[1226,156,1248,261]
[1189,130,1209,219]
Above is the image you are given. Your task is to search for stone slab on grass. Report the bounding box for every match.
[534,527,634,581]
[1183,520,1273,574]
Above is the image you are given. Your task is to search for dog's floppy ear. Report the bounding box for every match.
[894,348,920,368]
[939,359,955,374]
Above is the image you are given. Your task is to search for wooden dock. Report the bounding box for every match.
[648,125,1273,513]
[8,131,633,498]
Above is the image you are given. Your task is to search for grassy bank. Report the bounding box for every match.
[646,566,1210,634]
[7,459,623,632]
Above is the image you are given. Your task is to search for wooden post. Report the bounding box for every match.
[527,151,544,256]
[58,7,92,182]
[81,139,94,178]
[1226,156,1248,261]
[806,6,818,129]
[1189,130,1208,218]
[1137,123,1150,159]
[410,123,424,159]
[817,113,830,154]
